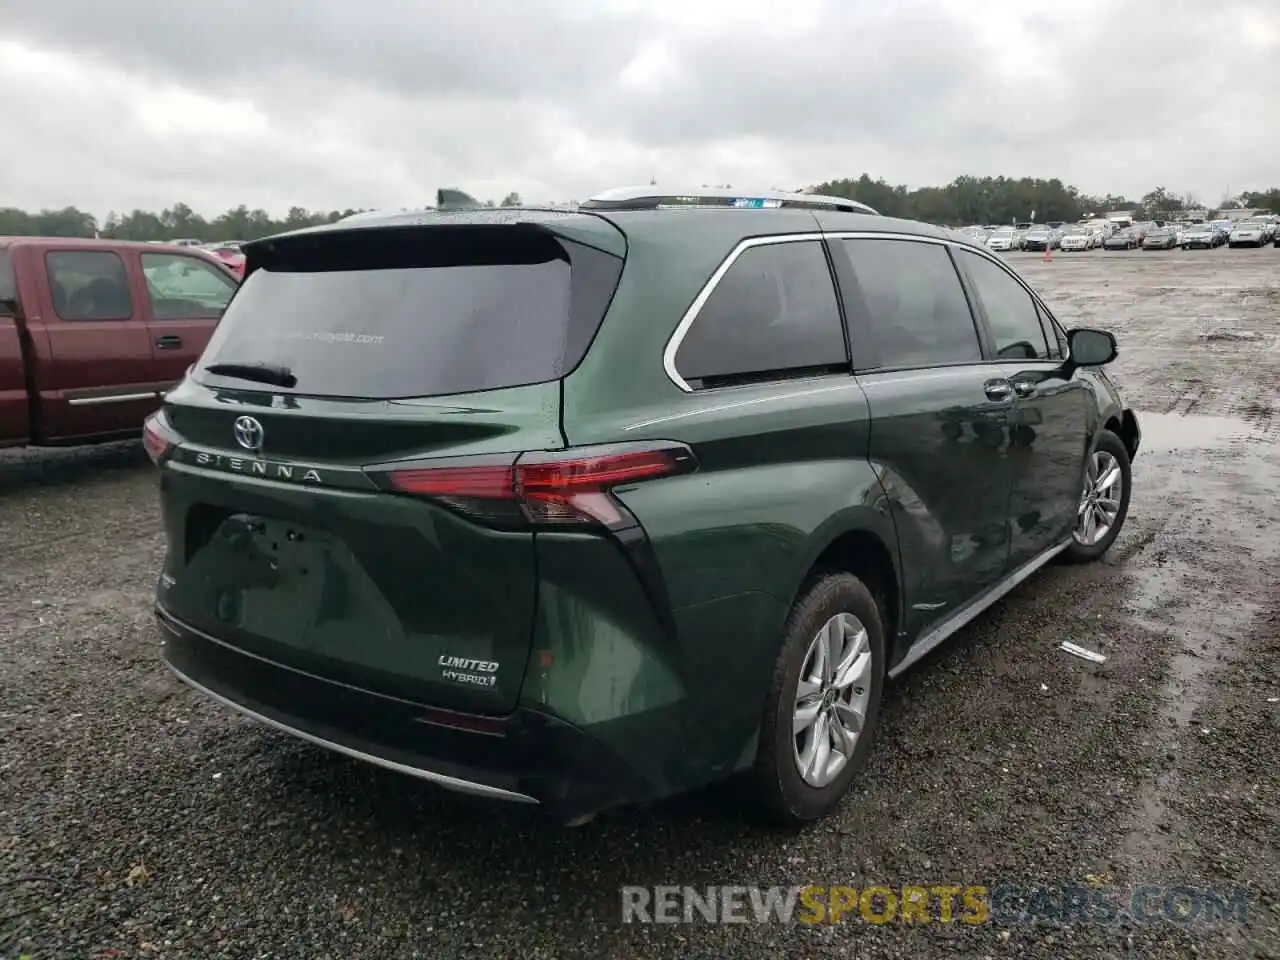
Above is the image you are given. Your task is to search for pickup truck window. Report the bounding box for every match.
[141,253,236,319]
[46,251,134,321]
[0,249,15,311]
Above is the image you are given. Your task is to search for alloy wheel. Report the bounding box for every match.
[792,613,872,788]
[1074,450,1123,546]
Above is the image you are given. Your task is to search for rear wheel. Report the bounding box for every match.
[751,572,885,825]
[1062,430,1131,564]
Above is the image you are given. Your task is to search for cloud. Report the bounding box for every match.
[0,0,1275,219]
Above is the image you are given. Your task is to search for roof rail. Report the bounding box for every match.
[580,185,879,215]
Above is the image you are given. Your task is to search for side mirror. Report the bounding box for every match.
[1067,328,1117,367]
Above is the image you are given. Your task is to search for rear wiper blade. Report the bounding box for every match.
[203,361,297,388]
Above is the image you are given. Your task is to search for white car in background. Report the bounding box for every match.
[1059,226,1095,251]
[986,227,1017,251]
[1228,219,1270,248]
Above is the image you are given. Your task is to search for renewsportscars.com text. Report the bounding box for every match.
[621,884,1251,925]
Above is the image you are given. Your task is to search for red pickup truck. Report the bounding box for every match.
[0,237,238,447]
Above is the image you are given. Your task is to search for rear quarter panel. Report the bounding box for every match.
[566,349,896,778]
[557,212,902,786]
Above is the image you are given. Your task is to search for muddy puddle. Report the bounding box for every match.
[1133,410,1275,454]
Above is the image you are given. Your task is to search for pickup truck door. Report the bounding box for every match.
[134,250,236,394]
[31,246,159,443]
[0,248,30,446]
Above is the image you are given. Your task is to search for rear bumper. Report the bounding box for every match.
[156,604,655,820]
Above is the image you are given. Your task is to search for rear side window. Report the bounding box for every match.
[46,251,134,321]
[195,227,622,399]
[0,250,15,311]
[674,240,847,388]
[836,239,981,369]
[955,250,1050,360]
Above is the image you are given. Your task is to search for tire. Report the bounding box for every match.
[751,571,886,825]
[1061,429,1132,564]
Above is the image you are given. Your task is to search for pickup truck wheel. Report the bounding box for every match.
[1062,430,1132,564]
[751,572,885,825]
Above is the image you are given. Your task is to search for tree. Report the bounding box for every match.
[0,177,1274,240]
[1240,188,1280,212]
[1131,187,1184,221]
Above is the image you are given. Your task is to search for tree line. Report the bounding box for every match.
[808,176,1280,225]
[2,180,1277,241]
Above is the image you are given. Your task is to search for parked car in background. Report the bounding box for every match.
[170,238,205,248]
[1060,226,1096,251]
[1136,222,1159,245]
[987,227,1017,252]
[1013,222,1034,250]
[1142,226,1179,250]
[1022,226,1055,252]
[143,187,1140,827]
[1104,228,1137,251]
[0,237,238,448]
[1228,219,1270,248]
[203,244,247,278]
[1181,223,1223,249]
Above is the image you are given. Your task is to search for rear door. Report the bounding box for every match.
[137,250,237,393]
[829,235,1014,628]
[952,247,1089,569]
[35,246,157,441]
[156,221,625,714]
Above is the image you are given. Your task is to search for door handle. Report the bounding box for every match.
[1012,379,1037,398]
[155,334,183,349]
[984,379,1013,402]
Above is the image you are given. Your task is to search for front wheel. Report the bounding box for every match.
[751,572,886,825]
[1061,430,1132,564]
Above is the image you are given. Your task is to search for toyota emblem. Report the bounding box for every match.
[233,416,264,452]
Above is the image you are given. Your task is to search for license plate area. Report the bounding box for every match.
[240,516,323,580]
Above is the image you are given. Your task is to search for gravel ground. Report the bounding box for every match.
[2,245,1279,959]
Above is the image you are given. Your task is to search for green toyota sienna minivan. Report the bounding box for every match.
[144,187,1140,826]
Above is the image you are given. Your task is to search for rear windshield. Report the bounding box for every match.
[195,226,623,399]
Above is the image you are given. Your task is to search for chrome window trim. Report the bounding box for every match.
[663,229,1070,392]
[664,230,975,393]
[662,233,826,392]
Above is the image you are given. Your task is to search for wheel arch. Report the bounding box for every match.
[1102,407,1140,461]
[790,516,903,664]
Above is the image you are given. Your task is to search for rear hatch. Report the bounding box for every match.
[152,214,626,714]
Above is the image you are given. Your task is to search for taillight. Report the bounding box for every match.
[379,443,697,529]
[142,412,179,464]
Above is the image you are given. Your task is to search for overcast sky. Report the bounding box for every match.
[1,0,1276,219]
